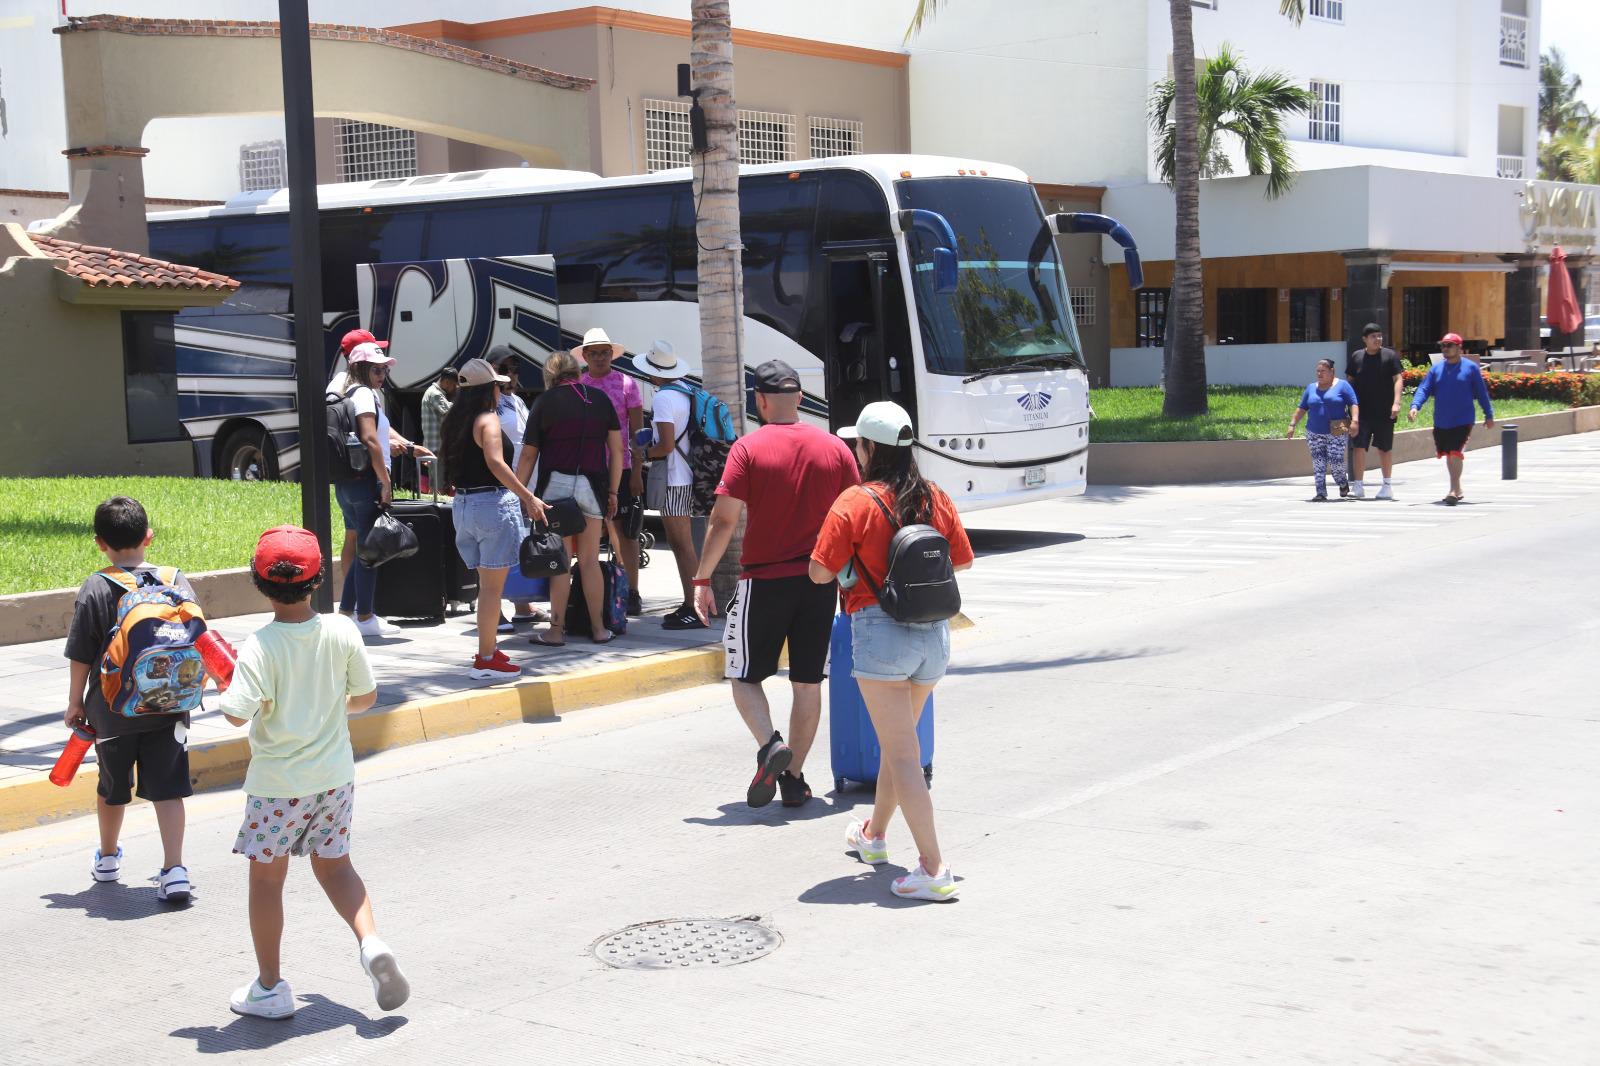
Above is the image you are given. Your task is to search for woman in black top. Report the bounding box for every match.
[442,358,546,678]
[515,350,623,645]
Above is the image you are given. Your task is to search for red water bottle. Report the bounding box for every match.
[195,630,238,692]
[50,724,96,787]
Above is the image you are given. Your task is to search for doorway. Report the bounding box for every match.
[824,249,915,433]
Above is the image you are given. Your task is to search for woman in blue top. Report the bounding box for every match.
[1286,358,1360,501]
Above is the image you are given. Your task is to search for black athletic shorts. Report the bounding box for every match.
[1351,411,1395,452]
[722,574,836,685]
[1432,424,1472,458]
[96,721,193,806]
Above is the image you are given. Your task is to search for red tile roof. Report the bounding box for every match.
[27,233,239,291]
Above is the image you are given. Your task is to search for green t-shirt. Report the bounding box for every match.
[219,614,376,798]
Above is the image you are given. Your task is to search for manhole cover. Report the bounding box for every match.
[592,917,781,970]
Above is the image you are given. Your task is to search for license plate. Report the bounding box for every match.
[1024,465,1046,487]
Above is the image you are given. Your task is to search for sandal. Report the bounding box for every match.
[530,626,566,647]
[1442,494,1459,506]
[591,630,615,645]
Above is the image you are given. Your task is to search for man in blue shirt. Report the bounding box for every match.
[1408,332,1494,506]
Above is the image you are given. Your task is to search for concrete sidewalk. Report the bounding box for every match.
[0,556,721,832]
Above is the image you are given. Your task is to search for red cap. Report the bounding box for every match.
[1438,332,1463,346]
[340,329,388,354]
[253,525,323,583]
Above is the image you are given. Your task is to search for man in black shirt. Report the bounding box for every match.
[1345,323,1405,500]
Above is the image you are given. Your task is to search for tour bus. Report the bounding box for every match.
[142,155,1141,510]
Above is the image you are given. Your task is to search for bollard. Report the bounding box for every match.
[1501,423,1518,480]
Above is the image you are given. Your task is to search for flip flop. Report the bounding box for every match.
[530,631,566,647]
[591,630,615,645]
[1442,495,1459,506]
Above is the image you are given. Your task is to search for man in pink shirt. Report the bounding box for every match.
[579,327,645,615]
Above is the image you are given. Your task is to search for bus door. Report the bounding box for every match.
[824,244,915,433]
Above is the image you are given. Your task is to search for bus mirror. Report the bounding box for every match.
[933,248,958,294]
[1049,212,1144,290]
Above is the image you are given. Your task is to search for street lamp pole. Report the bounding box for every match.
[278,0,333,611]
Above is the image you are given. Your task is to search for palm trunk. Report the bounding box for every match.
[1164,0,1208,417]
[691,1,746,605]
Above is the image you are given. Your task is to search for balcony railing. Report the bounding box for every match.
[1497,154,1525,179]
[1500,12,1529,68]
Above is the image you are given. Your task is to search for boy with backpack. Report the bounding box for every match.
[63,496,197,903]
[219,526,409,1019]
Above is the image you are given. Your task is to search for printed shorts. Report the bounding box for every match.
[453,487,527,571]
[233,783,355,863]
[850,606,951,685]
[722,574,836,685]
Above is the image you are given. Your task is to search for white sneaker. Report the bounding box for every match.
[845,819,888,865]
[157,864,192,903]
[891,861,958,902]
[1375,483,1394,501]
[230,978,295,1019]
[92,847,122,883]
[360,935,411,1011]
[354,615,398,638]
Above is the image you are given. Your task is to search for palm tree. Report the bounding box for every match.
[1539,49,1597,182]
[690,0,746,604]
[1149,45,1317,200]
[1162,0,1207,417]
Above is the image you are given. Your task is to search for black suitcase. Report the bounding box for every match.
[372,457,478,622]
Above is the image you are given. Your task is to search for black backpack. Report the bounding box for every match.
[324,390,370,483]
[852,487,961,624]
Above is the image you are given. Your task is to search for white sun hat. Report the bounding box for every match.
[640,340,689,380]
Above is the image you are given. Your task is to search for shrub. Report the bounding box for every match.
[1401,367,1600,407]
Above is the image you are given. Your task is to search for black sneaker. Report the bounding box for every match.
[627,590,643,617]
[1338,484,1350,498]
[747,732,792,808]
[778,770,812,808]
[661,606,708,631]
[1309,494,1329,502]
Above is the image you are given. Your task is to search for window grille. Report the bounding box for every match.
[809,116,863,159]
[643,98,693,172]
[1069,286,1096,327]
[738,109,797,165]
[1309,80,1342,143]
[238,140,286,192]
[334,120,417,183]
[1135,289,1169,348]
[1308,0,1343,21]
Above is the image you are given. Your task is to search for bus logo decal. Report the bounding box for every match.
[1017,390,1052,413]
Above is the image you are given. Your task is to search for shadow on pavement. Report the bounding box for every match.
[944,647,1166,675]
[170,993,406,1053]
[965,529,1086,556]
[40,881,188,921]
[682,797,843,828]
[798,868,961,908]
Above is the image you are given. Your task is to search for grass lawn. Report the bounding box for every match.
[1089,386,1569,443]
[0,478,337,595]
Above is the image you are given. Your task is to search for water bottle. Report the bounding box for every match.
[50,724,96,787]
[195,630,238,692]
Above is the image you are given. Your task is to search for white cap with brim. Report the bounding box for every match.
[641,340,689,380]
[580,326,626,359]
[458,357,511,387]
[838,401,914,446]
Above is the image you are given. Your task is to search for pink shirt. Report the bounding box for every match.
[583,371,643,469]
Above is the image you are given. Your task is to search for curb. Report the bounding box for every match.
[0,613,977,835]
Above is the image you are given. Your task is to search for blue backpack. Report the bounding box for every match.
[661,383,737,515]
[97,567,208,718]
[664,383,738,443]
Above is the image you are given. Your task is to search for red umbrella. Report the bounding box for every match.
[1546,245,1583,336]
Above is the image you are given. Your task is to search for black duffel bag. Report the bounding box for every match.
[358,509,420,568]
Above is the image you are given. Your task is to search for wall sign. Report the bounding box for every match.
[1521,182,1599,249]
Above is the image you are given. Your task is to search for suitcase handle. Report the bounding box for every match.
[392,452,441,503]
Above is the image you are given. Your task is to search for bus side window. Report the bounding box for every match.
[740,177,820,355]
[547,188,673,305]
[321,208,425,312]
[215,217,291,315]
[148,222,222,318]
[424,198,545,260]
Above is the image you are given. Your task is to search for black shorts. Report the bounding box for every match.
[613,479,641,542]
[722,574,836,685]
[1351,412,1395,452]
[96,721,193,806]
[1432,424,1472,458]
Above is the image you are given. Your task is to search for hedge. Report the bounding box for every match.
[1401,367,1600,407]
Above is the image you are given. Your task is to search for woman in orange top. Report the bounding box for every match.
[810,402,973,901]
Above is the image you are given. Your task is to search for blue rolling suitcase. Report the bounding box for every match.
[828,611,934,793]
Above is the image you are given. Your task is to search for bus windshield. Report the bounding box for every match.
[898,177,1082,376]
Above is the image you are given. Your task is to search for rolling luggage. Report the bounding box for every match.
[371,457,478,623]
[828,610,934,793]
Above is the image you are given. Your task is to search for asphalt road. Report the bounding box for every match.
[2,436,1596,1065]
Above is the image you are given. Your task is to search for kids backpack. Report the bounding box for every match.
[852,488,962,624]
[564,559,630,638]
[324,389,370,483]
[662,382,736,516]
[98,567,209,718]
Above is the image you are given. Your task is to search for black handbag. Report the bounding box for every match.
[519,523,568,577]
[543,496,586,537]
[358,509,420,568]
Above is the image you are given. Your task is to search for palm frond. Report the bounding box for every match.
[1279,0,1305,26]
[904,0,947,43]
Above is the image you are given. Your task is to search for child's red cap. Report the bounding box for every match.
[253,525,323,582]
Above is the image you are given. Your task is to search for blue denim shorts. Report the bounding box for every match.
[850,606,951,685]
[452,488,526,571]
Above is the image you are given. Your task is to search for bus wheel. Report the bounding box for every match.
[218,426,277,481]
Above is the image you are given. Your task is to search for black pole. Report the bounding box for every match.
[279,0,333,612]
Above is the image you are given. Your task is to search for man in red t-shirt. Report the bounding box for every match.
[693,359,860,809]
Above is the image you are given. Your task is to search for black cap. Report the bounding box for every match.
[486,344,519,367]
[1362,322,1383,336]
[753,359,801,394]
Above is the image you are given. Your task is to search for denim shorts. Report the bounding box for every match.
[850,606,951,685]
[543,470,602,520]
[453,488,526,570]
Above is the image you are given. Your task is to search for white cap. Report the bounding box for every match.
[458,357,510,386]
[838,401,914,446]
[641,340,689,380]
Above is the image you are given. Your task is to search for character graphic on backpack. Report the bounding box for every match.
[98,567,210,718]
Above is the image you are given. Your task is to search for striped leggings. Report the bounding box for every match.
[1306,432,1348,495]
